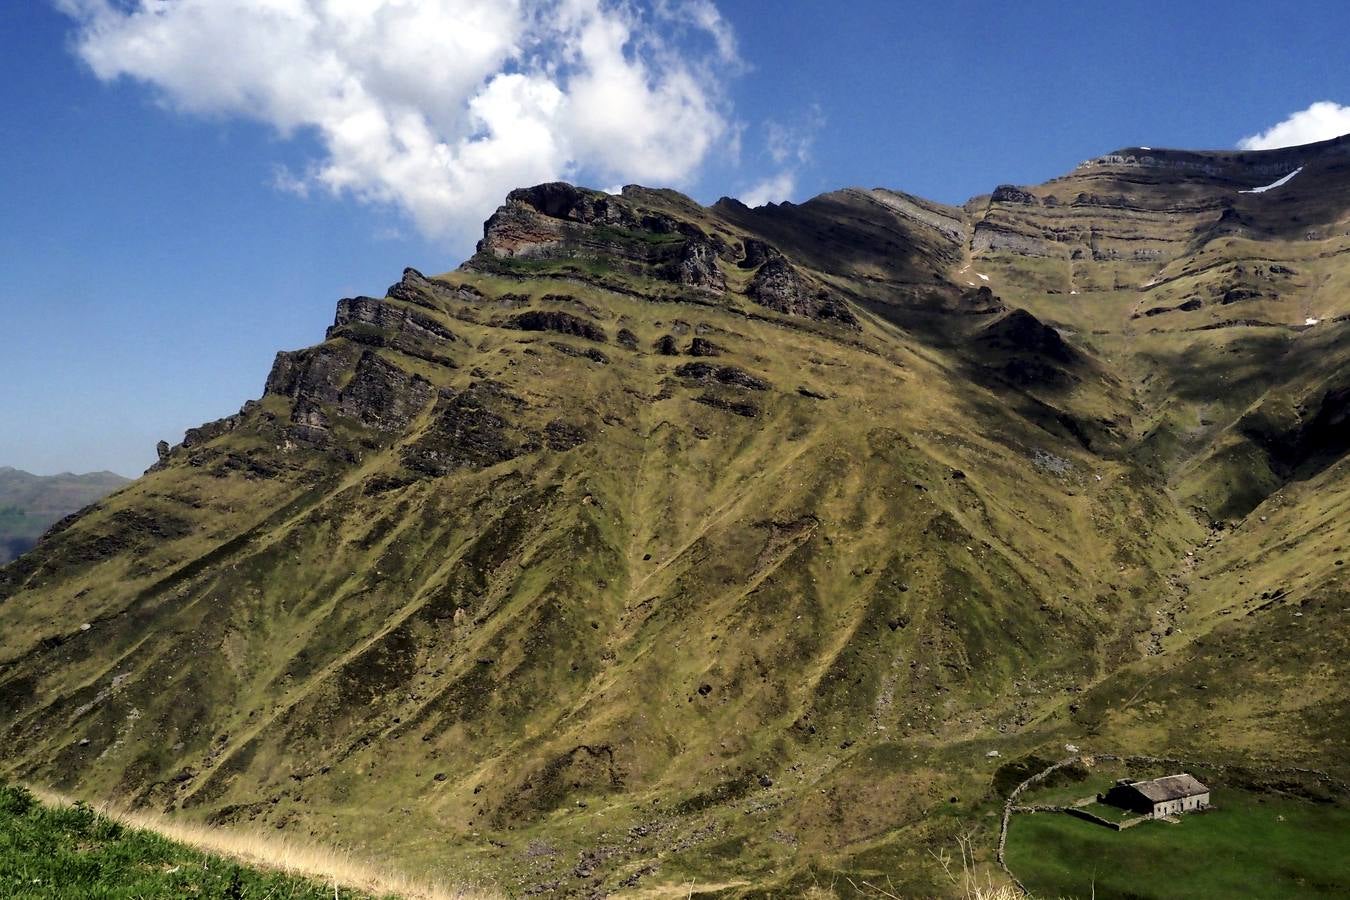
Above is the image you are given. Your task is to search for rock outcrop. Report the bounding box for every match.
[500,311,608,343]
[674,362,771,391]
[747,255,858,327]
[401,381,529,476]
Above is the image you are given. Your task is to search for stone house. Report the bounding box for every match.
[1101,773,1211,818]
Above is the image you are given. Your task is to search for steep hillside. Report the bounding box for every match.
[0,468,129,564]
[2,135,1349,897]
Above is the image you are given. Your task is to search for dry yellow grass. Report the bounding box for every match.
[27,785,498,900]
[847,876,1024,900]
[842,836,1030,900]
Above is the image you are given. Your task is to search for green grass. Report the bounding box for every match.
[1076,801,1137,824]
[0,784,375,899]
[1014,764,1101,807]
[1006,790,1350,899]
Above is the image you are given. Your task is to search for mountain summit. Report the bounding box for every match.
[3,134,1349,896]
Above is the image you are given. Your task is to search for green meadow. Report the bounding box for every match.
[1006,789,1350,899]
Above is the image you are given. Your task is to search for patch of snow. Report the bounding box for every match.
[1140,146,1152,151]
[986,750,1001,758]
[1305,317,1320,326]
[967,281,976,287]
[1240,166,1303,194]
[1065,743,1080,753]
[978,273,989,281]
[1070,290,1079,295]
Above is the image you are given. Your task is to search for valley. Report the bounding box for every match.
[0,468,129,565]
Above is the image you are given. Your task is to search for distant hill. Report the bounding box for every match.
[0,467,129,564]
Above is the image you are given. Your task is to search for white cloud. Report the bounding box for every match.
[736,107,824,207]
[740,170,795,208]
[764,105,823,165]
[56,0,739,244]
[1238,101,1350,150]
[655,0,739,67]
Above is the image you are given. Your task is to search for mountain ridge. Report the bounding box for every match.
[3,134,1349,897]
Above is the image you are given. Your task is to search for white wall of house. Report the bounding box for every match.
[1150,793,1210,817]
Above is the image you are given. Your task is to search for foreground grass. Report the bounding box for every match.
[1006,789,1350,899]
[0,784,484,899]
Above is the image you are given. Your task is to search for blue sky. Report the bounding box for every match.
[3,0,1348,476]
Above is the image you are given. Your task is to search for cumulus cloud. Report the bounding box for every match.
[56,0,739,243]
[1238,101,1350,150]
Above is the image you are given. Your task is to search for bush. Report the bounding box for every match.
[0,784,35,818]
[991,755,1053,797]
[50,799,97,835]
[0,782,36,820]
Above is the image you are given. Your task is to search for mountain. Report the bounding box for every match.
[0,468,129,565]
[2,134,1349,897]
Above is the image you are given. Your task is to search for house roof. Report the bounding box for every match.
[1128,773,1209,803]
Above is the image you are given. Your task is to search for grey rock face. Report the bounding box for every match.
[738,238,772,270]
[331,297,458,344]
[674,363,771,391]
[337,351,435,433]
[387,267,481,309]
[265,343,431,438]
[667,239,726,292]
[747,256,858,328]
[402,381,527,476]
[548,341,610,365]
[475,183,650,260]
[181,414,242,449]
[473,182,731,296]
[686,338,722,357]
[288,401,332,445]
[265,345,354,405]
[971,222,1054,257]
[327,295,459,366]
[991,185,1039,205]
[500,311,608,343]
